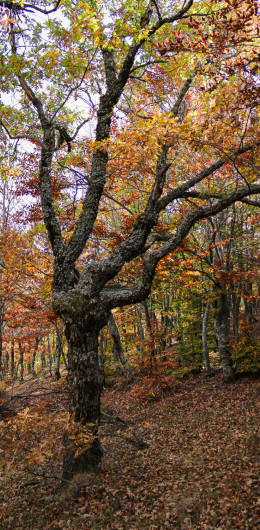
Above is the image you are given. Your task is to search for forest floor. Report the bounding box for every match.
[0,370,259,529]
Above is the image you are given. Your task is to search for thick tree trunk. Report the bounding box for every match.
[214,290,235,383]
[62,321,103,479]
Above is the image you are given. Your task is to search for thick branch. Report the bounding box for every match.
[18,77,47,128]
[39,127,65,257]
[171,70,196,118]
[157,141,260,212]
[8,44,65,260]
[94,69,196,282]
[102,48,117,87]
[152,183,260,263]
[62,148,109,271]
[101,258,157,309]
[23,0,62,14]
[176,191,260,207]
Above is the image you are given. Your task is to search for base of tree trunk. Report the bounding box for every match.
[63,436,103,480]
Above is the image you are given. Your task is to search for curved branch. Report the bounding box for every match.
[157,141,260,212]
[11,78,64,255]
[151,183,260,264]
[101,259,157,310]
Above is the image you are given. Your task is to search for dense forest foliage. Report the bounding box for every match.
[0,1,259,526]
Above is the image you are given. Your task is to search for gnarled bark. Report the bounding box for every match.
[53,292,107,477]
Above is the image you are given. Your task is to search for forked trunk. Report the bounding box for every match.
[63,320,103,479]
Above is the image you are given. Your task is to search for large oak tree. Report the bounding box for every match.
[0,0,259,475]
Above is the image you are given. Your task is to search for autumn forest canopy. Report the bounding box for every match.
[0,0,260,516]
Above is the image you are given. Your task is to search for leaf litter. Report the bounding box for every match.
[0,372,259,529]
